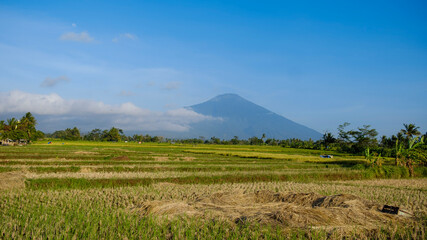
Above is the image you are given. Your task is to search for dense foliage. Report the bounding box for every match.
[0,112,44,142]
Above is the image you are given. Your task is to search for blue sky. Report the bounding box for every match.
[0,0,426,136]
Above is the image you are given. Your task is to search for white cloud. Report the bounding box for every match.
[60,31,94,42]
[71,23,77,27]
[0,91,218,132]
[40,76,70,87]
[163,81,182,90]
[112,33,138,43]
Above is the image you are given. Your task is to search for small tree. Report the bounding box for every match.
[230,136,239,145]
[249,136,263,145]
[337,122,351,143]
[210,137,220,144]
[102,127,122,142]
[85,129,102,141]
[61,127,81,140]
[336,123,378,153]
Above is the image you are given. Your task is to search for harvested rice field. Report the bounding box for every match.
[1,141,426,239]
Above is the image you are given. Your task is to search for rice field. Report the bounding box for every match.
[1,141,426,239]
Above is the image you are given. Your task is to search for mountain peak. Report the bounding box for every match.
[210,93,245,102]
[186,94,322,140]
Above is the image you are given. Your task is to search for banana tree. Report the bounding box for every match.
[395,139,403,166]
[0,120,5,139]
[400,136,426,177]
[364,147,383,167]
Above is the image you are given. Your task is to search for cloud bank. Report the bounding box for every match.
[0,91,219,132]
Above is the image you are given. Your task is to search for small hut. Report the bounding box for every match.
[1,139,14,146]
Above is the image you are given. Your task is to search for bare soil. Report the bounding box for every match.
[133,190,412,229]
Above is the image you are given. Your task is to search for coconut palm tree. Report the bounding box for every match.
[323,132,336,149]
[20,112,37,142]
[22,112,37,126]
[400,123,421,139]
[6,118,18,131]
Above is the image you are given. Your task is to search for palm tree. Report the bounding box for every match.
[20,112,37,142]
[7,118,18,131]
[400,123,421,139]
[323,132,336,149]
[22,112,37,126]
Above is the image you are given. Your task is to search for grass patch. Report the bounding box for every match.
[28,166,81,173]
[0,166,18,172]
[25,171,373,190]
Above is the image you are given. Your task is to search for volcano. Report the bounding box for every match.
[182,93,322,140]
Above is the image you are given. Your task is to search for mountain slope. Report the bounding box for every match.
[184,93,322,140]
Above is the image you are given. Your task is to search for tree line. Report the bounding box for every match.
[1,113,425,175]
[45,127,165,143]
[1,113,426,168]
